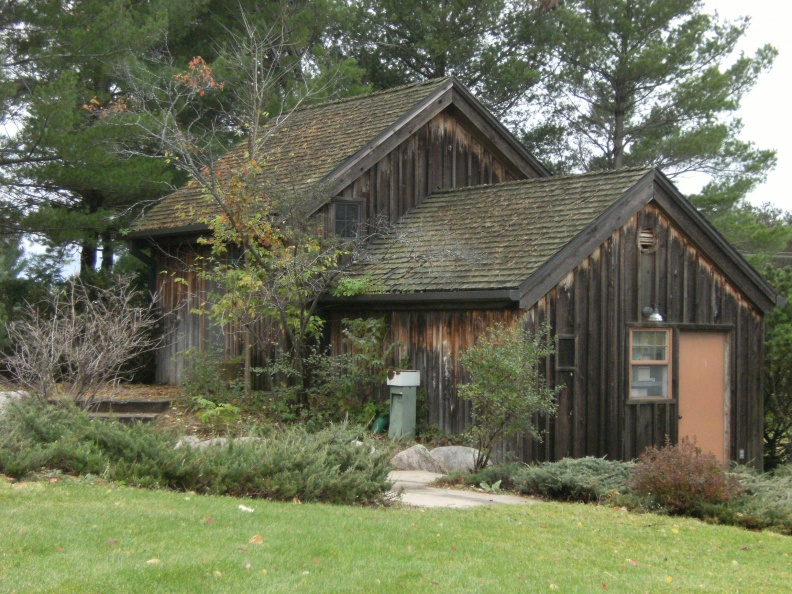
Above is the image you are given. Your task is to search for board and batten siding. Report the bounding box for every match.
[328,201,765,467]
[325,108,529,232]
[152,241,277,385]
[150,106,534,384]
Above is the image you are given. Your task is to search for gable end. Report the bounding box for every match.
[518,170,655,307]
[650,173,777,313]
[321,78,548,201]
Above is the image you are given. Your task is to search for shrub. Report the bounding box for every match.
[192,398,242,432]
[301,317,401,423]
[713,465,792,534]
[0,399,393,505]
[458,318,559,470]
[630,438,741,515]
[514,457,634,503]
[466,463,525,492]
[3,276,160,405]
[180,348,244,404]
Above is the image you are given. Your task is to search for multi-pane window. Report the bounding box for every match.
[630,329,671,398]
[334,202,361,238]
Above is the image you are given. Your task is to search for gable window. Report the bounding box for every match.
[630,329,671,398]
[334,202,361,238]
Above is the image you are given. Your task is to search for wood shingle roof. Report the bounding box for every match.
[132,78,452,232]
[348,168,653,293]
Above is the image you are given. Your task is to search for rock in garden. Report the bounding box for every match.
[389,444,444,473]
[175,436,262,450]
[234,436,262,446]
[0,391,26,412]
[429,446,483,473]
[174,436,201,450]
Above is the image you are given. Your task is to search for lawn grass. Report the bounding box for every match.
[1,476,790,593]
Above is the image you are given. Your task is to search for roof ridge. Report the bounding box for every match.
[429,167,653,196]
[292,77,452,113]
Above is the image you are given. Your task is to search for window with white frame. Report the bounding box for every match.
[630,329,671,398]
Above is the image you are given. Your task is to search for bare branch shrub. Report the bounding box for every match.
[4,277,161,404]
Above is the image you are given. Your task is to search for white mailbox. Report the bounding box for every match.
[386,370,421,387]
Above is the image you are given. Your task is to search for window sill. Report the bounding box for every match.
[627,398,676,405]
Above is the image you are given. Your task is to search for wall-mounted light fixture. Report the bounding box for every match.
[641,305,664,322]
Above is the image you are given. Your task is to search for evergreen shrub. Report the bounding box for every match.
[513,457,633,502]
[463,463,525,491]
[0,400,392,504]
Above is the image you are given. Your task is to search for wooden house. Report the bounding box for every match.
[129,77,779,468]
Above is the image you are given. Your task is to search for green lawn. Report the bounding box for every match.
[1,476,789,593]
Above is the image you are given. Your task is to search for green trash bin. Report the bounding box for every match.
[386,370,420,440]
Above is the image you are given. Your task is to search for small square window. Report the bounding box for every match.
[334,202,361,238]
[630,329,671,398]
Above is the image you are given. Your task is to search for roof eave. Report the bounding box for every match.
[318,78,457,202]
[321,288,520,308]
[313,77,550,216]
[449,80,551,178]
[126,223,210,240]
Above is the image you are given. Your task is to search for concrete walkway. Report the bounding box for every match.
[388,470,537,509]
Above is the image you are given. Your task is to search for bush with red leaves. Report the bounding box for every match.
[631,438,742,515]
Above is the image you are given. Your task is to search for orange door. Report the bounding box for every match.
[678,332,729,464]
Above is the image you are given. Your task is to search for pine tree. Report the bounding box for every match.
[1,0,187,274]
[521,0,776,215]
[332,0,551,115]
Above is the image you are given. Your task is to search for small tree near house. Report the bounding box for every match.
[95,12,370,400]
[458,317,559,471]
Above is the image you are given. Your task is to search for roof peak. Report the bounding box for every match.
[430,167,653,196]
[294,77,453,113]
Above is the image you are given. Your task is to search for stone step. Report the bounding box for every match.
[88,399,173,414]
[88,411,162,423]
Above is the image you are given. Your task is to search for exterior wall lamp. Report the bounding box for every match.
[641,305,664,322]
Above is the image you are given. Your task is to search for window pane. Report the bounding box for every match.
[631,365,668,398]
[335,202,360,238]
[632,331,667,361]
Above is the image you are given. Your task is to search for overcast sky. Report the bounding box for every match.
[678,1,791,212]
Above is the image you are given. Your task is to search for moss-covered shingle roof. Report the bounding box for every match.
[349,168,652,292]
[133,78,451,232]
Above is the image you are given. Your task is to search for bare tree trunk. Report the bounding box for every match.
[613,109,625,169]
[101,231,113,272]
[80,236,97,275]
[79,189,104,275]
[244,327,252,395]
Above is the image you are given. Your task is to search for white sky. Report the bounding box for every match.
[676,1,791,212]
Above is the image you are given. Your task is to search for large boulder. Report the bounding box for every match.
[0,391,26,412]
[389,444,444,473]
[429,446,482,473]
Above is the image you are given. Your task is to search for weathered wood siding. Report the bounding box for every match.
[152,242,277,385]
[524,202,764,466]
[327,308,523,433]
[152,106,532,383]
[326,108,527,231]
[327,201,765,467]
